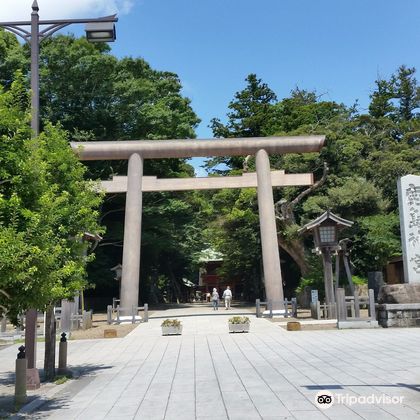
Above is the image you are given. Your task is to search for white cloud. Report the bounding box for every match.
[0,0,134,21]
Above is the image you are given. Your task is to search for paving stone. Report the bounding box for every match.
[107,404,139,417]
[168,391,195,402]
[281,398,316,411]
[164,399,195,419]
[291,410,329,419]
[256,402,291,418]
[3,307,420,419]
[114,396,143,407]
[354,410,406,420]
[196,401,227,417]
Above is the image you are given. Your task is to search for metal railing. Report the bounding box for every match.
[112,298,120,310]
[256,298,297,318]
[310,301,337,320]
[336,288,376,322]
[107,304,148,324]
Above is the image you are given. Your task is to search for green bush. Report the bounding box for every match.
[229,316,250,324]
[351,275,367,285]
[161,319,182,327]
[295,256,325,300]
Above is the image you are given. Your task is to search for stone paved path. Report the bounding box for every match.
[1,307,420,419]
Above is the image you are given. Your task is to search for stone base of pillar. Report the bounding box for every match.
[26,368,40,390]
[263,309,286,317]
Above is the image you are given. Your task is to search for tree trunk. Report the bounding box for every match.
[274,162,329,278]
[277,236,310,277]
[168,265,182,303]
[44,305,56,381]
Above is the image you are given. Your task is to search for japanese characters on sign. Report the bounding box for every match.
[398,175,420,283]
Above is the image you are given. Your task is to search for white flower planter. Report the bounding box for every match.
[162,326,183,336]
[228,323,250,333]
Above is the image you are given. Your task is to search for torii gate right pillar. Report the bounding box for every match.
[256,149,285,309]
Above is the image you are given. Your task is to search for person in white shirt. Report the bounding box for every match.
[222,286,232,310]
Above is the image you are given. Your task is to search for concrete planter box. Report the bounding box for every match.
[162,326,183,335]
[228,323,250,333]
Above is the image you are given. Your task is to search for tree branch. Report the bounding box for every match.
[275,162,329,221]
[0,289,11,300]
[243,155,252,172]
[99,207,125,222]
[98,241,123,247]
[289,161,329,208]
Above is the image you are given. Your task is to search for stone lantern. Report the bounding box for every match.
[110,264,123,301]
[300,211,353,312]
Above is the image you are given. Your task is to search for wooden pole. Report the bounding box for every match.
[322,249,335,304]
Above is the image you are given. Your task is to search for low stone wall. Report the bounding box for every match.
[377,303,420,328]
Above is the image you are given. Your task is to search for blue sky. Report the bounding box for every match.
[110,0,420,175]
[110,0,420,137]
[4,0,420,175]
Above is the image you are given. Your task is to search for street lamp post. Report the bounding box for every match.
[0,0,117,137]
[0,0,117,387]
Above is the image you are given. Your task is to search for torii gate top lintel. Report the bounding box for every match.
[70,135,325,160]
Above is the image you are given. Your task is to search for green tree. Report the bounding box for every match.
[38,36,199,143]
[206,66,420,299]
[31,35,201,302]
[209,74,277,172]
[0,29,26,89]
[395,65,420,121]
[0,75,103,379]
[211,73,277,138]
[369,65,420,122]
[369,78,395,119]
[352,213,401,273]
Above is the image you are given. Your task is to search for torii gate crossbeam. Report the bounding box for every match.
[100,171,314,193]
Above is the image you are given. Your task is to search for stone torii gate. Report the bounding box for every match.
[71,135,325,311]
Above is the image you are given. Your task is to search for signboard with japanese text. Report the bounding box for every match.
[398,175,420,283]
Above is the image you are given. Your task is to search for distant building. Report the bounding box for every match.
[198,249,241,298]
[385,256,404,284]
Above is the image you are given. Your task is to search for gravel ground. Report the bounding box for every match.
[69,313,140,340]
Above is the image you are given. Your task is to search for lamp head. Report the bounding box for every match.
[85,21,116,43]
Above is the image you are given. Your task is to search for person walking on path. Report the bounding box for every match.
[212,288,219,310]
[222,286,232,310]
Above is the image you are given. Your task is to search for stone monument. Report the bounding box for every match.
[398,174,420,283]
[377,175,420,327]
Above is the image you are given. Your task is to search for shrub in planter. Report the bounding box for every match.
[228,316,250,333]
[161,319,183,335]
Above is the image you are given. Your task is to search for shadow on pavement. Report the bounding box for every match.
[0,364,114,419]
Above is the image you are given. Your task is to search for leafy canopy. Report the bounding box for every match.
[0,75,103,322]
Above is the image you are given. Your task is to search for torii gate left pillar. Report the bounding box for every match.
[120,153,143,312]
